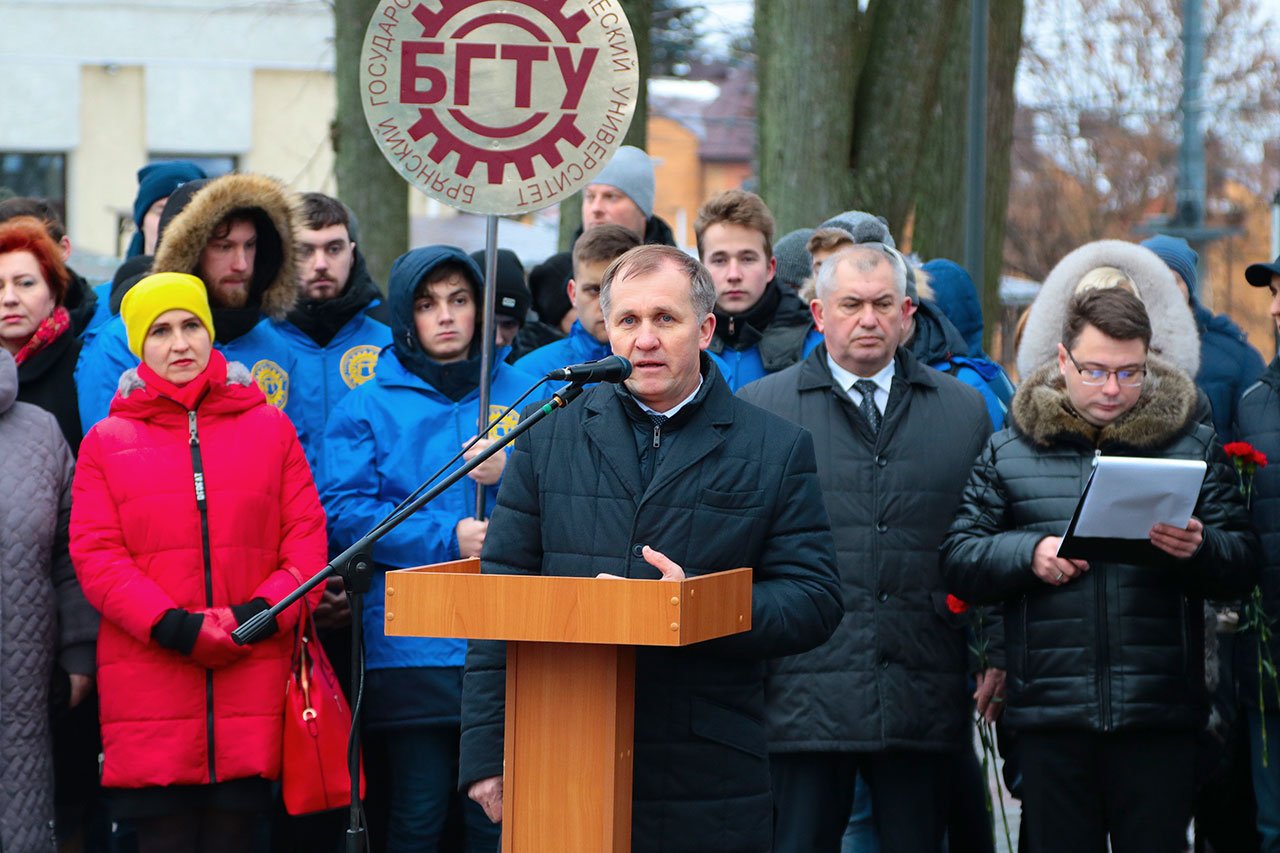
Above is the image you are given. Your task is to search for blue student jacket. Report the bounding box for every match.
[271,312,391,476]
[716,328,825,391]
[319,347,540,671]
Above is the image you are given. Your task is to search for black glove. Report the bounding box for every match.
[151,608,204,654]
[230,598,278,641]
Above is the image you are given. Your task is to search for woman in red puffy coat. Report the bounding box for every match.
[69,272,327,851]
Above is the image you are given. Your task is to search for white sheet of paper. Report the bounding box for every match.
[1068,456,1207,540]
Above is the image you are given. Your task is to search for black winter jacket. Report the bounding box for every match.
[460,357,841,853]
[942,360,1259,733]
[17,331,82,452]
[1234,358,1280,710]
[739,346,991,752]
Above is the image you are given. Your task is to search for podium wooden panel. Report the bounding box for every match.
[384,559,752,853]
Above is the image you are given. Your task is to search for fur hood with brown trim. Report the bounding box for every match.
[1011,356,1198,451]
[151,173,301,321]
[1016,240,1201,380]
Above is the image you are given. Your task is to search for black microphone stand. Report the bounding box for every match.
[232,381,586,853]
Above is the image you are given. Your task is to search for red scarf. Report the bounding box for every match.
[137,349,228,411]
[13,306,71,366]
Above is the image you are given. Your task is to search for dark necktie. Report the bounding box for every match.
[854,379,881,434]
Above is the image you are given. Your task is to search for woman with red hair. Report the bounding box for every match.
[0,215,81,450]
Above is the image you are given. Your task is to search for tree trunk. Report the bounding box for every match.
[334,0,409,288]
[558,0,652,251]
[755,0,862,236]
[910,2,970,262]
[848,0,962,238]
[981,0,1024,352]
[911,0,1024,353]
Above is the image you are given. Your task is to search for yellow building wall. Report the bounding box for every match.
[1202,181,1277,362]
[702,162,752,200]
[246,69,336,195]
[74,65,147,257]
[647,116,703,247]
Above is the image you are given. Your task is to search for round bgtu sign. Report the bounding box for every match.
[361,0,639,215]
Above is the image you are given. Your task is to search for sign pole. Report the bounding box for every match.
[476,213,499,519]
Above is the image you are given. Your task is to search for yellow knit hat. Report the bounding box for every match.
[121,272,216,357]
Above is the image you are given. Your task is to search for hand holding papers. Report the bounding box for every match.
[1057,456,1207,564]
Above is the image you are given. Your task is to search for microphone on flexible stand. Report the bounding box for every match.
[546,355,633,384]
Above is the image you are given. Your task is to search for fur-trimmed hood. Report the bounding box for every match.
[1016,240,1201,380]
[1011,356,1198,450]
[117,359,254,399]
[151,173,301,320]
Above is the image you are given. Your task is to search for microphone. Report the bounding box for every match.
[546,355,632,384]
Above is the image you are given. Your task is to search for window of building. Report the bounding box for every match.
[147,153,238,179]
[0,152,67,204]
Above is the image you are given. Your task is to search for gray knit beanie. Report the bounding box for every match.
[819,210,896,249]
[592,146,655,219]
[773,228,815,293]
[818,210,916,299]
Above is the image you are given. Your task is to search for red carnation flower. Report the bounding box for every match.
[946,594,969,615]
[1224,441,1253,459]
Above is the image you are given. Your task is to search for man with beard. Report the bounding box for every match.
[75,174,305,441]
[696,190,822,391]
[274,192,390,473]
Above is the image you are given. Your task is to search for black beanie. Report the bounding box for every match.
[529,253,574,326]
[470,249,532,324]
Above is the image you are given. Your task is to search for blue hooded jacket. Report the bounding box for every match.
[918,260,1015,428]
[922,259,986,356]
[1140,235,1264,441]
[319,246,540,672]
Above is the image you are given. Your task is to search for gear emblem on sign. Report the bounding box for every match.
[362,0,637,214]
[404,0,597,185]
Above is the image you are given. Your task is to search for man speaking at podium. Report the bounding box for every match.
[460,245,841,852]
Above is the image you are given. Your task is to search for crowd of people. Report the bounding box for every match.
[2,141,1279,853]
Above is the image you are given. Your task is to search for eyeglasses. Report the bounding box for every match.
[1066,350,1146,387]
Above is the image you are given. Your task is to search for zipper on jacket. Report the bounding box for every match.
[188,410,218,784]
[653,423,661,449]
[1089,449,1112,731]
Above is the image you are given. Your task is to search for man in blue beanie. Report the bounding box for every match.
[1141,234,1264,442]
[128,161,207,258]
[79,161,208,339]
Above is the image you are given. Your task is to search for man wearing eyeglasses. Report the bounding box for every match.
[941,285,1259,853]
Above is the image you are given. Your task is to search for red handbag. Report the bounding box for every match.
[282,603,366,815]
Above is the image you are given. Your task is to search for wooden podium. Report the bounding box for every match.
[384,558,752,852]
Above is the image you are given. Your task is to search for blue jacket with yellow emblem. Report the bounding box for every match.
[318,245,541,673]
[273,249,392,474]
